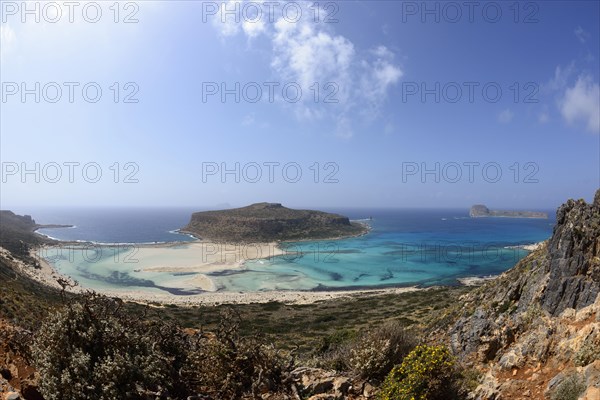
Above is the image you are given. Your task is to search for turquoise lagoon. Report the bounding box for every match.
[34,208,555,294]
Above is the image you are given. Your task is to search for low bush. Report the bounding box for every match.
[348,321,416,380]
[31,296,295,400]
[379,344,462,400]
[31,293,191,399]
[186,308,293,399]
[550,372,586,400]
[573,334,600,367]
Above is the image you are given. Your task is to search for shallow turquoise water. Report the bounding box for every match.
[36,208,555,294]
[213,209,554,291]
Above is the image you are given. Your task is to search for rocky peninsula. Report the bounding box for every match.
[181,202,369,243]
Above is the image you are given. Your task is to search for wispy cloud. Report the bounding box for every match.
[360,46,403,109]
[0,24,16,61]
[498,109,514,124]
[271,16,355,101]
[241,113,255,126]
[211,0,244,37]
[545,63,576,92]
[574,26,590,43]
[559,74,600,133]
[208,1,402,138]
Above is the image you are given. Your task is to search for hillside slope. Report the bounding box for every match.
[0,211,68,261]
[446,190,600,399]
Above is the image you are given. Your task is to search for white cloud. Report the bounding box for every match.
[241,113,255,126]
[360,47,403,106]
[272,19,355,93]
[373,45,394,59]
[212,0,244,37]
[0,24,16,60]
[242,19,265,37]
[208,1,402,137]
[574,26,589,43]
[498,109,514,124]
[546,63,576,92]
[560,75,600,133]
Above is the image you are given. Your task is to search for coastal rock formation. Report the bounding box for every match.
[182,202,368,243]
[0,211,47,260]
[0,210,71,261]
[469,204,548,218]
[447,190,600,399]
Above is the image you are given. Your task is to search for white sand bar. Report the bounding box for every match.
[0,245,424,306]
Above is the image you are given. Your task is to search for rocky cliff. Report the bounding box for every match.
[182,203,368,243]
[447,190,600,399]
[0,211,47,260]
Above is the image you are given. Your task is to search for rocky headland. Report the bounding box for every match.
[181,202,369,243]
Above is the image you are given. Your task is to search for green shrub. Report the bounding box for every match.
[379,344,462,400]
[349,321,415,380]
[550,373,585,400]
[311,329,356,371]
[573,335,600,367]
[31,293,192,400]
[30,294,296,400]
[186,308,293,398]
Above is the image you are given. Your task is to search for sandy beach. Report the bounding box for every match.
[0,244,424,306]
[6,236,529,307]
[32,241,287,292]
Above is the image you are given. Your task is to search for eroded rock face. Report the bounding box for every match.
[541,196,600,315]
[290,367,357,399]
[448,190,600,399]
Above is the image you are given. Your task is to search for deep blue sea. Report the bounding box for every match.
[32,207,198,244]
[27,207,555,293]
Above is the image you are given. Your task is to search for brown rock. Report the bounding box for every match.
[362,382,377,398]
[580,386,600,400]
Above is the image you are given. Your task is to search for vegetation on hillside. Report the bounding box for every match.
[182,202,368,242]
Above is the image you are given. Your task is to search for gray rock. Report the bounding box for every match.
[583,360,600,387]
[541,195,600,315]
[450,190,600,365]
[546,371,567,393]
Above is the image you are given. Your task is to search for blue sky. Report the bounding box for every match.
[1,0,599,210]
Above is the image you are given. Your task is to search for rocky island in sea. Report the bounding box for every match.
[469,204,548,219]
[181,202,369,243]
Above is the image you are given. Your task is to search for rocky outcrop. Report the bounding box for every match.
[0,211,71,261]
[448,190,600,399]
[0,320,43,400]
[182,203,368,243]
[469,204,548,218]
[290,367,377,399]
[541,194,600,315]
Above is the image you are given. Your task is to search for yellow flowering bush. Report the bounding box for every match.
[379,344,461,400]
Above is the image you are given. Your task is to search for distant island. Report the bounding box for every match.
[469,204,548,219]
[181,202,369,243]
